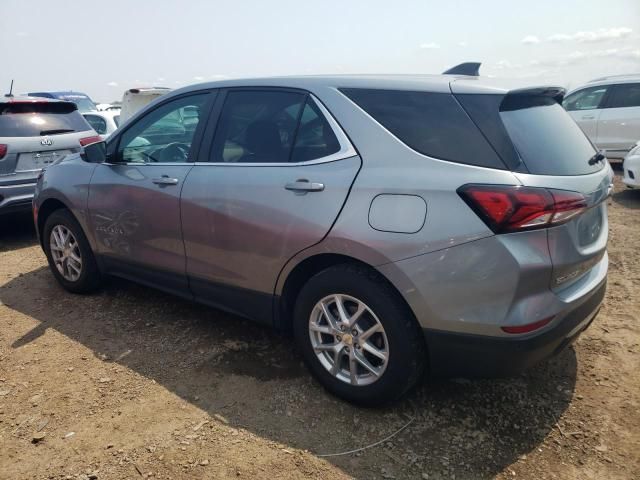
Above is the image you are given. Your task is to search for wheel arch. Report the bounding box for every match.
[37,198,71,246]
[276,253,419,334]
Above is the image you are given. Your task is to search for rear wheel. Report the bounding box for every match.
[43,209,102,293]
[293,264,426,405]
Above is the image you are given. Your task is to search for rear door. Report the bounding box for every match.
[596,83,640,158]
[562,85,609,143]
[181,89,360,324]
[87,92,214,295]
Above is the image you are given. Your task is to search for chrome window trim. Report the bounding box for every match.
[194,93,357,167]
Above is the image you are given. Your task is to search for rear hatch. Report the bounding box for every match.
[0,100,96,177]
[452,83,612,292]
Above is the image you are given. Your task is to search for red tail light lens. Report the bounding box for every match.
[458,185,587,233]
[0,144,7,159]
[79,135,102,147]
[501,316,553,334]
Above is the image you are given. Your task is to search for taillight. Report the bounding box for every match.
[458,184,587,233]
[0,144,7,159]
[79,135,102,146]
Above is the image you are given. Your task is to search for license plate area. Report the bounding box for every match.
[16,150,71,172]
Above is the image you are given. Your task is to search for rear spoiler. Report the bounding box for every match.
[443,62,481,76]
[503,86,566,104]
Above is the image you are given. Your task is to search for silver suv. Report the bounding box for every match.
[0,97,99,215]
[33,76,612,405]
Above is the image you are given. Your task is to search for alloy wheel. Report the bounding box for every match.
[50,225,83,282]
[309,294,389,386]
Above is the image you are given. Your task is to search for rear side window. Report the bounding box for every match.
[499,96,599,176]
[606,83,640,108]
[340,88,505,169]
[0,102,91,137]
[562,86,608,111]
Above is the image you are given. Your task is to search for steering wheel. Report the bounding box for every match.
[156,142,189,163]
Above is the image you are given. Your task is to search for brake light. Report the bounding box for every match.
[0,144,6,159]
[458,185,587,233]
[501,316,553,334]
[79,135,102,146]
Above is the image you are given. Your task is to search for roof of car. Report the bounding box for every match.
[566,73,640,94]
[1,95,68,104]
[29,91,92,97]
[168,74,563,97]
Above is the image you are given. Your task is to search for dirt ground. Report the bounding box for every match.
[0,167,638,480]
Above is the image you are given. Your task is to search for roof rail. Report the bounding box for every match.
[442,62,481,76]
[589,73,640,83]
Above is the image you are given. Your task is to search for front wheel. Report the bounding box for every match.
[43,209,102,293]
[293,264,426,405]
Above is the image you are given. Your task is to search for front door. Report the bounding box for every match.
[181,89,360,323]
[563,85,609,143]
[88,92,213,295]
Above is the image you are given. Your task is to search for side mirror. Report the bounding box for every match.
[81,141,107,163]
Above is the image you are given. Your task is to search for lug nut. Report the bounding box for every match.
[355,343,360,349]
[339,325,346,332]
[344,346,350,353]
[336,335,342,342]
[351,329,358,336]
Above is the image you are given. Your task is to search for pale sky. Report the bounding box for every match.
[1,0,639,102]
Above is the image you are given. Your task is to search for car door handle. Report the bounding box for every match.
[152,176,179,186]
[285,180,325,193]
[581,115,596,120]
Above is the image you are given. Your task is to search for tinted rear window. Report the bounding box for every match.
[499,96,600,175]
[457,94,602,176]
[0,102,91,137]
[341,88,505,169]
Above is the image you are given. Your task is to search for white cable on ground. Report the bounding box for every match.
[316,416,415,458]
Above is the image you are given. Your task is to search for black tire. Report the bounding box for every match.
[293,263,426,406]
[42,209,102,294]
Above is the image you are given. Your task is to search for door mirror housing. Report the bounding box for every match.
[81,141,107,163]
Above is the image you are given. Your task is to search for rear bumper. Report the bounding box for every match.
[425,279,606,377]
[0,180,37,215]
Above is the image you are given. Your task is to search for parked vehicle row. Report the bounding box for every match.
[0,97,100,215]
[33,74,612,404]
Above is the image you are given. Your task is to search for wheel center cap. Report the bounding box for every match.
[342,333,353,346]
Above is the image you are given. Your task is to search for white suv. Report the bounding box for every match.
[563,75,640,159]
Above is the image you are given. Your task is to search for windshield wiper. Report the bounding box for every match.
[40,129,74,135]
[588,150,606,166]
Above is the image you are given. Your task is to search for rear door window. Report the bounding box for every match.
[0,102,91,137]
[210,90,305,163]
[499,96,600,175]
[605,83,640,108]
[340,88,505,169]
[562,86,608,111]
